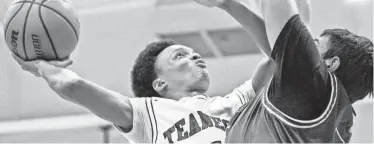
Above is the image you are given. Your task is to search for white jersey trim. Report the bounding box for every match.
[262,73,338,128]
[236,92,244,105]
[145,98,158,143]
[335,128,346,143]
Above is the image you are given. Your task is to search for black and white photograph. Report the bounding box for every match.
[0,0,373,143]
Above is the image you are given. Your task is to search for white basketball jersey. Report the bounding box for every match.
[115,79,255,144]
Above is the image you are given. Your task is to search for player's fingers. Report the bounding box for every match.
[58,59,73,68]
[20,64,34,72]
[20,65,27,71]
[49,58,73,68]
[62,58,73,67]
[33,73,42,77]
[11,53,24,65]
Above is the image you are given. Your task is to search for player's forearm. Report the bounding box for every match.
[36,62,82,102]
[219,0,271,56]
[37,63,133,128]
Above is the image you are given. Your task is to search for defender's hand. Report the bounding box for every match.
[12,53,73,77]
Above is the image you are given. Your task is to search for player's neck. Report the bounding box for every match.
[166,90,206,101]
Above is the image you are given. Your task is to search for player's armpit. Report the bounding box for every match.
[251,57,274,94]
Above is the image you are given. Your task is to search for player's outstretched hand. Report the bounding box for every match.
[12,53,73,77]
[193,0,226,7]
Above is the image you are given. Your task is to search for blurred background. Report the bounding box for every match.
[0,0,373,143]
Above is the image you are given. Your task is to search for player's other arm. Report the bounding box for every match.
[215,0,311,56]
[260,0,299,49]
[12,56,134,132]
[215,0,313,94]
[213,0,274,93]
[218,0,309,51]
[260,0,331,120]
[218,0,271,57]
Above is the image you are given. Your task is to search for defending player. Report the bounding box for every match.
[204,0,373,143]
[192,0,363,142]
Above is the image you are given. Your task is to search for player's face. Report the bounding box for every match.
[155,45,210,93]
[314,36,330,57]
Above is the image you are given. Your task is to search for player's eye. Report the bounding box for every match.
[175,52,187,59]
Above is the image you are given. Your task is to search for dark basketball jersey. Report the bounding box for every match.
[332,108,355,143]
[226,76,352,143]
[225,15,354,143]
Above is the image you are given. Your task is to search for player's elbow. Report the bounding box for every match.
[296,0,311,24]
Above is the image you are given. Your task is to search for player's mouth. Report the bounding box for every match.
[196,60,207,68]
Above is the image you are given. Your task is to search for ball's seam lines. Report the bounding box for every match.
[12,0,79,41]
[22,0,37,60]
[4,0,27,51]
[39,0,59,60]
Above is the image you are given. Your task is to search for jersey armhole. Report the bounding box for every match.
[262,73,338,128]
[335,128,346,143]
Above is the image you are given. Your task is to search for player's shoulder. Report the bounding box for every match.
[130,96,173,102]
[273,14,308,46]
[178,95,208,103]
[129,97,177,108]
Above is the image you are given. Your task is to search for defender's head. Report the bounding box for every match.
[314,29,373,103]
[131,40,210,100]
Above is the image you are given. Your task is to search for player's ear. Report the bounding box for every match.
[152,78,167,95]
[325,56,340,72]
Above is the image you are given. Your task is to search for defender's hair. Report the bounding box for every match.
[321,29,373,102]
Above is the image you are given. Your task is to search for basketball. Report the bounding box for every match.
[3,0,80,61]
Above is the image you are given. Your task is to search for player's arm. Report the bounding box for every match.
[215,0,311,57]
[208,58,274,117]
[195,0,310,95]
[296,0,312,26]
[218,0,271,57]
[217,0,316,94]
[214,0,274,94]
[259,0,331,120]
[261,0,299,49]
[251,57,274,94]
[12,55,134,132]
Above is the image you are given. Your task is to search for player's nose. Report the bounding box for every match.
[190,53,202,61]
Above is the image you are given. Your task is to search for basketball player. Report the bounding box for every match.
[195,0,372,143]
[11,12,274,144]
[193,0,363,142]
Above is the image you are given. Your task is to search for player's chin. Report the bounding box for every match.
[192,77,210,92]
[199,71,210,85]
[196,67,209,78]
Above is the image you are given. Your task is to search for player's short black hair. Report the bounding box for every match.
[321,29,373,102]
[131,40,177,98]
